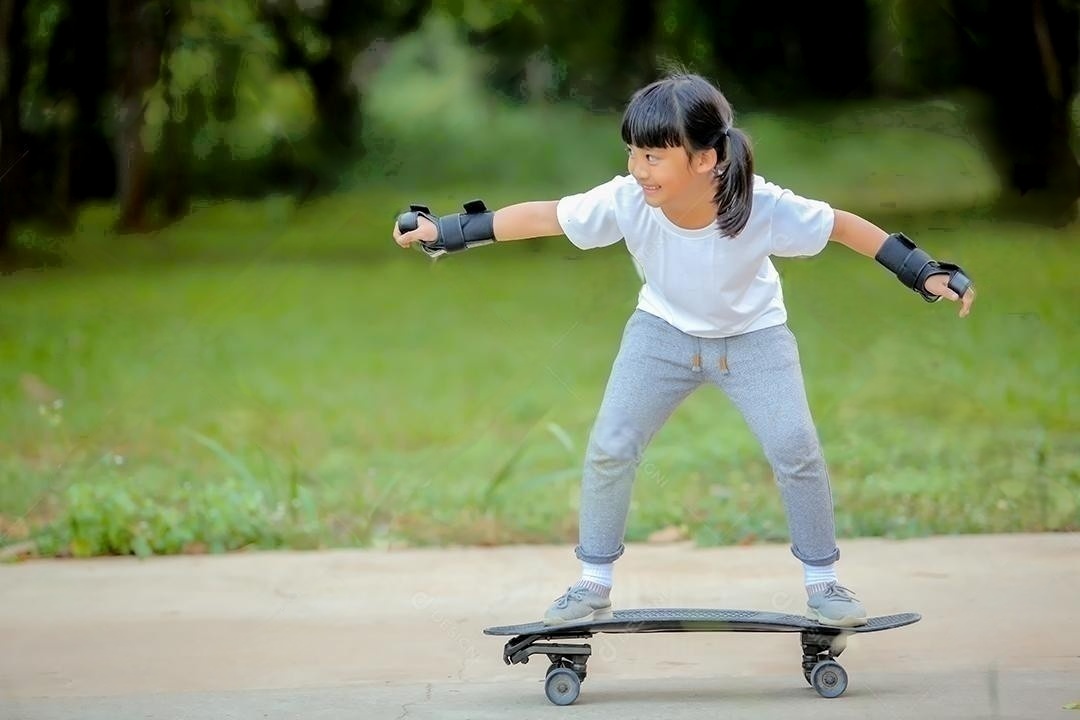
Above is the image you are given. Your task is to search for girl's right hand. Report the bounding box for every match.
[393,214,438,249]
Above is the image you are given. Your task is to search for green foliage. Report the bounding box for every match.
[436,0,528,31]
[39,476,258,557]
[359,12,623,187]
[872,0,966,93]
[7,0,1077,222]
[653,0,716,74]
[32,440,320,558]
[20,0,68,134]
[143,0,317,163]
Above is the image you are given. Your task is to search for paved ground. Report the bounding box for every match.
[2,533,1078,719]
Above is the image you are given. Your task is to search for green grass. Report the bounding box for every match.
[1,97,1077,556]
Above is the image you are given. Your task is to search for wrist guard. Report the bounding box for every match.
[875,232,972,302]
[396,200,496,259]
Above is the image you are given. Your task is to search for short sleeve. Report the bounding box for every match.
[556,176,626,250]
[769,187,835,258]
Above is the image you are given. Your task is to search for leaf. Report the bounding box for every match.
[546,422,575,453]
[481,437,531,508]
[182,428,258,486]
[1063,701,1080,710]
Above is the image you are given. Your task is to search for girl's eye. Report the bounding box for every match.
[626,147,659,162]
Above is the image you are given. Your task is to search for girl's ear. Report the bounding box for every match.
[694,148,719,175]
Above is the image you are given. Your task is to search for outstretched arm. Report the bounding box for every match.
[829,209,976,317]
[494,201,563,241]
[393,200,562,250]
[828,209,888,258]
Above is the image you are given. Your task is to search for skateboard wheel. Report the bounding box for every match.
[810,660,848,698]
[546,662,566,678]
[544,667,581,706]
[548,659,586,682]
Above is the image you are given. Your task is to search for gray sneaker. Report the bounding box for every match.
[543,583,613,626]
[806,583,868,627]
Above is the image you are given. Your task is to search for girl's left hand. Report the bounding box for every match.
[924,274,976,318]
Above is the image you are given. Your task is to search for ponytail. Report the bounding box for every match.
[713,126,754,237]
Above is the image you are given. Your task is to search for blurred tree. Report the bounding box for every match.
[706,0,873,106]
[870,0,965,96]
[458,0,875,110]
[458,0,662,109]
[0,0,28,259]
[262,0,430,193]
[44,0,113,228]
[153,0,316,198]
[4,0,1074,247]
[950,0,1079,224]
[614,0,660,99]
[158,0,189,220]
[880,0,1079,223]
[109,0,169,232]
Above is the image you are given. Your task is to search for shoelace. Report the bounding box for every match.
[823,583,859,601]
[554,586,588,608]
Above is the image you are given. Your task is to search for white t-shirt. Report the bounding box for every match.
[556,174,835,338]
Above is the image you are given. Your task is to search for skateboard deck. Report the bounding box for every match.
[484,608,921,705]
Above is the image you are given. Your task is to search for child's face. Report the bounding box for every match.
[626,144,717,211]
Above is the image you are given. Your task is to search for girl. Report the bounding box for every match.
[392,73,975,628]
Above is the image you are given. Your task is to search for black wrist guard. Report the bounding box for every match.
[875,232,972,302]
[396,200,496,259]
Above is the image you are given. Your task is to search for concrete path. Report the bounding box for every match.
[2,533,1078,719]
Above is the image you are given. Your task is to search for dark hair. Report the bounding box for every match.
[620,73,754,237]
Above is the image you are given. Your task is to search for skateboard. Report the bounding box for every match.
[484,608,921,705]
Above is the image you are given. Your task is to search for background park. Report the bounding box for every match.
[2,3,1080,718]
[1,0,1077,561]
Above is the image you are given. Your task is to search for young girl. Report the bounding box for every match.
[392,73,975,628]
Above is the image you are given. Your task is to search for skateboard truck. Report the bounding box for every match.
[502,633,594,706]
[503,633,593,666]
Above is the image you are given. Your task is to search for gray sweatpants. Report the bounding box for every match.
[576,309,840,567]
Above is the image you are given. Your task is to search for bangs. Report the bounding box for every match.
[620,84,685,149]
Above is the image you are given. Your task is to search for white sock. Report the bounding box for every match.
[803,562,838,595]
[581,561,613,589]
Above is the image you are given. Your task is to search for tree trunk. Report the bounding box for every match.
[160,3,187,220]
[53,104,73,231]
[46,1,106,229]
[109,0,166,233]
[0,0,28,261]
[49,0,114,206]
